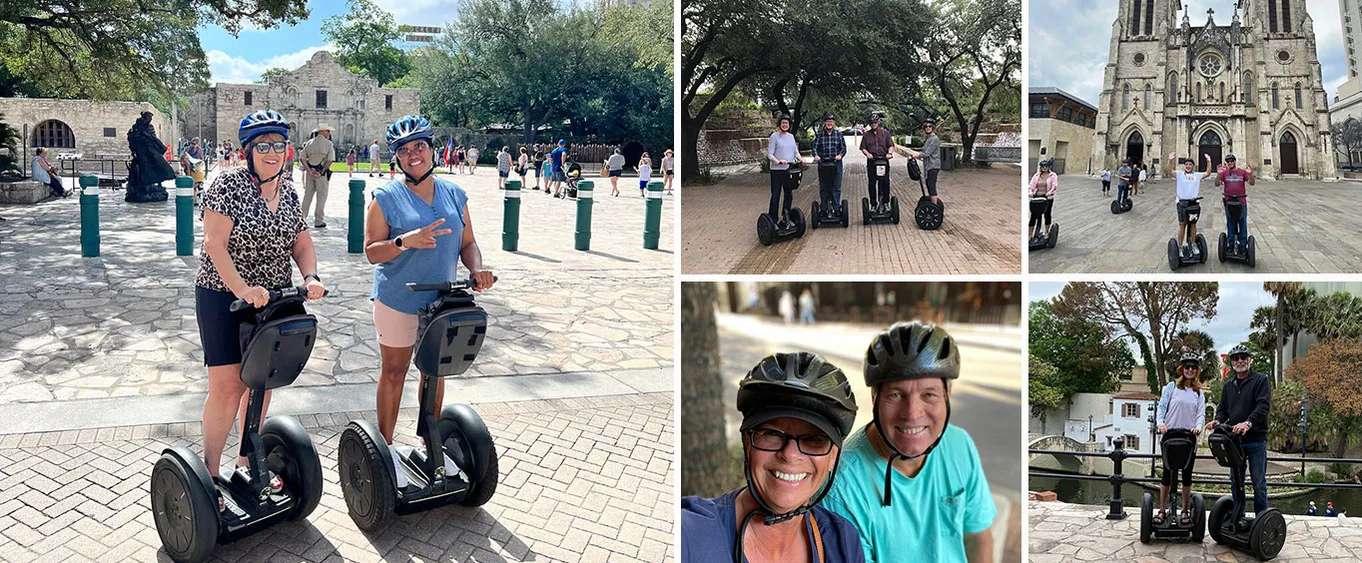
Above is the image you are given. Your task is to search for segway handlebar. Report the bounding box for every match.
[406,276,498,293]
[230,286,330,313]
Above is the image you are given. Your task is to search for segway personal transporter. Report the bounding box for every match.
[1218,193,1256,267]
[862,156,899,225]
[151,287,326,563]
[909,157,943,230]
[758,165,807,245]
[810,157,848,229]
[1167,197,1208,270]
[1027,196,1058,250]
[1140,428,1206,544]
[1111,182,1134,214]
[1207,423,1287,560]
[338,279,499,531]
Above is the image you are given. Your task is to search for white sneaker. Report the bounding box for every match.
[443,452,459,479]
[390,447,409,489]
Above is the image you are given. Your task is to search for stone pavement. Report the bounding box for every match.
[0,392,674,562]
[1028,174,1362,273]
[681,139,1021,275]
[0,166,674,405]
[1029,500,1362,563]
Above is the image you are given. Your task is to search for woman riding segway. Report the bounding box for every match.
[1028,158,1058,249]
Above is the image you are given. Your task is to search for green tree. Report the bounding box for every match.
[0,0,308,100]
[1165,329,1217,382]
[321,0,412,87]
[255,67,288,84]
[1029,355,1065,434]
[0,113,20,181]
[921,0,1020,166]
[1263,282,1304,383]
[1028,301,1133,401]
[1288,339,1362,458]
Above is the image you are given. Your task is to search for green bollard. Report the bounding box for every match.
[348,179,366,253]
[574,180,594,250]
[175,176,194,256]
[643,180,664,249]
[79,175,99,257]
[502,180,521,251]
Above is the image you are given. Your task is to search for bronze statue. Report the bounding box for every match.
[125,111,172,202]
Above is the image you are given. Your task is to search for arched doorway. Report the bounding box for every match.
[1126,130,1144,166]
[32,119,75,148]
[1198,130,1222,169]
[1280,131,1299,174]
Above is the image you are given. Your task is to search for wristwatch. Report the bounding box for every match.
[394,235,405,249]
[304,273,321,283]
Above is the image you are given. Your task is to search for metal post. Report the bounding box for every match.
[79,176,99,257]
[1107,436,1129,520]
[1300,403,1309,478]
[643,180,663,249]
[175,176,193,256]
[348,179,365,253]
[574,180,594,250]
[502,180,521,251]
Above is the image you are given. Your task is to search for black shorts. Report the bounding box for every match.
[196,286,247,367]
[1177,199,1200,223]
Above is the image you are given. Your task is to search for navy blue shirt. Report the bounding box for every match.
[681,488,866,563]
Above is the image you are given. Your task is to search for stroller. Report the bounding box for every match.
[561,160,583,199]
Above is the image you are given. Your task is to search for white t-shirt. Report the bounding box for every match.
[369,143,380,160]
[1174,170,1205,200]
[30,157,50,183]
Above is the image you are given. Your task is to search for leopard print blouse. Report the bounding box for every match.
[195,166,307,292]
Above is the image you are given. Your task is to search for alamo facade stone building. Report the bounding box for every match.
[183,50,418,152]
[1093,0,1337,179]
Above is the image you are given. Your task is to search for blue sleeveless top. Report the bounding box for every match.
[370,177,468,314]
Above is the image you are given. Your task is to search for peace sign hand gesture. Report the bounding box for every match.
[400,218,454,249]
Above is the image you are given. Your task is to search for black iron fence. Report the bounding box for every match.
[1029,437,1362,520]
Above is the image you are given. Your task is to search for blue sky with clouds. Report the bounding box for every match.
[1029,282,1276,357]
[1030,0,1348,106]
[198,0,460,85]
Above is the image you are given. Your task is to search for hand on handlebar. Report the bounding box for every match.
[1232,422,1251,435]
[236,285,270,308]
[304,278,326,300]
[470,270,495,292]
[1157,424,1167,434]
[1192,426,1201,435]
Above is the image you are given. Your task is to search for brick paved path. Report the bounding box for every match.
[0,393,674,563]
[1028,174,1362,273]
[682,143,1021,275]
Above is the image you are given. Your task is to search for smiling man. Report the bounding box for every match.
[822,322,996,563]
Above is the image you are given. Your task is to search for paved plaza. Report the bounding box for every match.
[0,166,676,561]
[1028,174,1362,273]
[682,139,1022,275]
[1029,500,1362,563]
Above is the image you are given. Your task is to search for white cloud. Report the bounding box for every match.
[372,0,459,29]
[206,44,336,85]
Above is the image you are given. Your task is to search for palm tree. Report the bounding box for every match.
[681,282,728,497]
[1264,282,1303,385]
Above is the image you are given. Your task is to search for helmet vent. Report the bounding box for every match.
[938,337,953,360]
[914,327,934,355]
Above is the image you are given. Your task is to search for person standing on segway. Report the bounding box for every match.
[1214,154,1255,251]
[1028,158,1058,235]
[1163,151,1213,260]
[859,114,894,214]
[904,119,942,206]
[813,114,846,213]
[823,323,997,563]
[1154,353,1206,527]
[1204,344,1272,519]
[1117,158,1134,204]
[767,114,801,229]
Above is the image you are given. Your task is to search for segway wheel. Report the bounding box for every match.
[1249,508,1286,560]
[1247,236,1257,268]
[810,201,820,230]
[1196,234,1208,264]
[262,416,323,520]
[861,198,870,225]
[151,454,218,563]
[1167,239,1181,271]
[840,200,849,227]
[438,405,500,507]
[1139,492,1153,544]
[890,196,900,225]
[1208,496,1234,545]
[1111,200,1119,214]
[1190,493,1206,542]
[1047,224,1059,249]
[1218,232,1227,263]
[757,214,775,246]
[791,209,806,238]
[338,423,397,532]
[914,197,941,230]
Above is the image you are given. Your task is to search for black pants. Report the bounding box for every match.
[867,159,890,205]
[1029,199,1053,230]
[926,168,940,197]
[768,169,793,220]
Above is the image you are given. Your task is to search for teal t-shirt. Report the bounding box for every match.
[821,424,996,563]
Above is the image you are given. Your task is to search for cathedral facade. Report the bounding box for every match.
[1092,0,1337,179]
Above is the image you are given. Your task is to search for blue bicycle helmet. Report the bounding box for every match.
[386,115,434,151]
[238,110,290,146]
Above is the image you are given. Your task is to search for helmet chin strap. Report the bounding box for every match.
[396,150,435,185]
[246,155,284,187]
[871,390,952,507]
[733,437,842,563]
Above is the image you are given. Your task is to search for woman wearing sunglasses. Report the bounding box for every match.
[195,110,326,511]
[682,352,865,563]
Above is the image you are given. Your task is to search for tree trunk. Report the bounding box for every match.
[681,282,729,497]
[1276,304,1284,384]
[682,118,701,183]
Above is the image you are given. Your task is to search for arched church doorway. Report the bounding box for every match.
[1198,130,1222,169]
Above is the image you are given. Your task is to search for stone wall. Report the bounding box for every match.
[697,105,770,167]
[0,98,169,165]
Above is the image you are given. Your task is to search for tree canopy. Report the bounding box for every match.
[321,0,412,87]
[1028,301,1134,407]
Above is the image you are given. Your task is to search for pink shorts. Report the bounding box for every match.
[373,299,419,348]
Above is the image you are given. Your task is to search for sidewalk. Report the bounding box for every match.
[1029,500,1362,562]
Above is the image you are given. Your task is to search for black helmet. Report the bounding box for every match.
[777,114,792,125]
[1039,158,1054,169]
[1178,352,1201,367]
[1225,154,1237,162]
[822,113,836,122]
[1228,344,1251,359]
[923,118,936,128]
[869,113,882,123]
[862,322,959,506]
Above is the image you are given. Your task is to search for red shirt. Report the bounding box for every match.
[1221,167,1251,202]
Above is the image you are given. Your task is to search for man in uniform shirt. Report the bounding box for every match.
[301,124,335,228]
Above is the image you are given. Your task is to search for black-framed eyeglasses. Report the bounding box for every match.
[251,141,289,154]
[746,428,833,456]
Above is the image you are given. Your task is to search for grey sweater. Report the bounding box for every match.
[767,132,798,170]
[921,134,942,170]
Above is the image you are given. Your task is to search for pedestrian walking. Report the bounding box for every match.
[346,148,357,177]
[638,153,653,197]
[607,148,626,196]
[368,139,381,177]
[300,124,335,228]
[496,146,512,189]
[516,146,529,188]
[662,149,675,194]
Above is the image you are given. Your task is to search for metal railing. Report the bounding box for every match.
[1029,436,1362,520]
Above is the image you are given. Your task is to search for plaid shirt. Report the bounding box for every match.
[812,128,847,160]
